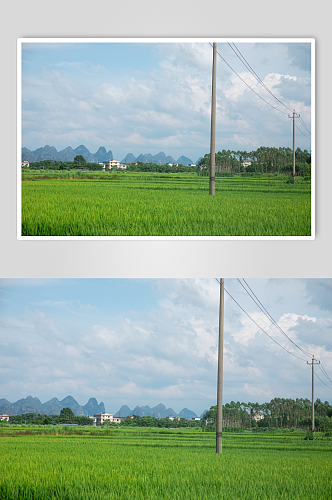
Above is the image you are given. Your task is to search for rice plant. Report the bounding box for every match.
[0,428,330,499]
[21,175,311,236]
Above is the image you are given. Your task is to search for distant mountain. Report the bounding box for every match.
[178,407,197,420]
[129,403,177,419]
[120,152,182,165]
[22,145,113,163]
[177,155,193,166]
[114,403,197,419]
[22,146,197,167]
[57,146,76,162]
[93,147,113,163]
[0,396,105,417]
[121,153,137,164]
[114,405,133,418]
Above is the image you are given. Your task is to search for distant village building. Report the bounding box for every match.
[192,417,201,421]
[253,413,264,422]
[167,163,178,167]
[0,414,9,421]
[93,412,122,424]
[189,164,196,167]
[242,161,252,167]
[167,416,180,421]
[103,160,120,170]
[21,161,29,167]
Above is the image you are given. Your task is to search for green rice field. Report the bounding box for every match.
[0,427,331,499]
[21,173,311,236]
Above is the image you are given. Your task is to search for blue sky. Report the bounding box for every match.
[1,278,331,416]
[21,40,312,163]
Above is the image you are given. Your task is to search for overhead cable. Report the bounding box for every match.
[238,278,313,358]
[228,43,294,113]
[215,278,307,362]
[209,43,289,116]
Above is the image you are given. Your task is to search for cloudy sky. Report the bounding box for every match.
[1,278,331,416]
[21,39,312,163]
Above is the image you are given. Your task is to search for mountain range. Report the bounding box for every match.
[0,396,208,420]
[22,146,196,166]
[113,403,208,419]
[121,152,194,166]
[0,396,105,417]
[22,145,114,164]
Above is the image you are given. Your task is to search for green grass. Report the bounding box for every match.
[0,428,330,499]
[21,174,311,236]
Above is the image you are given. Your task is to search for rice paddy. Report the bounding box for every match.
[21,173,311,236]
[0,427,330,499]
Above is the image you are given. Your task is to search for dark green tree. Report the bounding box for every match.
[60,407,75,420]
[73,155,87,168]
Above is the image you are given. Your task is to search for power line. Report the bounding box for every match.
[211,43,312,145]
[315,367,332,390]
[320,363,332,384]
[217,278,332,387]
[229,42,312,139]
[295,123,311,140]
[215,278,308,362]
[238,279,332,386]
[299,117,311,135]
[238,278,313,358]
[209,43,289,116]
[228,43,294,113]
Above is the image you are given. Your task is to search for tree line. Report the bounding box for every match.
[198,147,311,177]
[22,156,105,172]
[23,157,198,174]
[7,407,93,426]
[203,398,332,431]
[108,415,202,429]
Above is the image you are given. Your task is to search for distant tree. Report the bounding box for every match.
[73,155,87,168]
[60,407,75,420]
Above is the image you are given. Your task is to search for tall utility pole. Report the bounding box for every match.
[288,110,300,182]
[210,42,217,196]
[216,278,224,454]
[307,355,320,435]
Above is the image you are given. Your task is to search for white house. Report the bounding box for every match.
[0,414,9,421]
[21,161,30,167]
[103,160,120,170]
[94,412,122,424]
[253,413,264,422]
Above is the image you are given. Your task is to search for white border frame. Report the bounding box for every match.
[17,37,315,241]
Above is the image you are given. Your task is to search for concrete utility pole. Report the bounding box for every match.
[307,355,320,436]
[210,42,217,196]
[288,110,300,182]
[216,278,224,454]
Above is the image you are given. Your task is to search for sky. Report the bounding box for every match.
[1,278,331,417]
[21,39,312,163]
